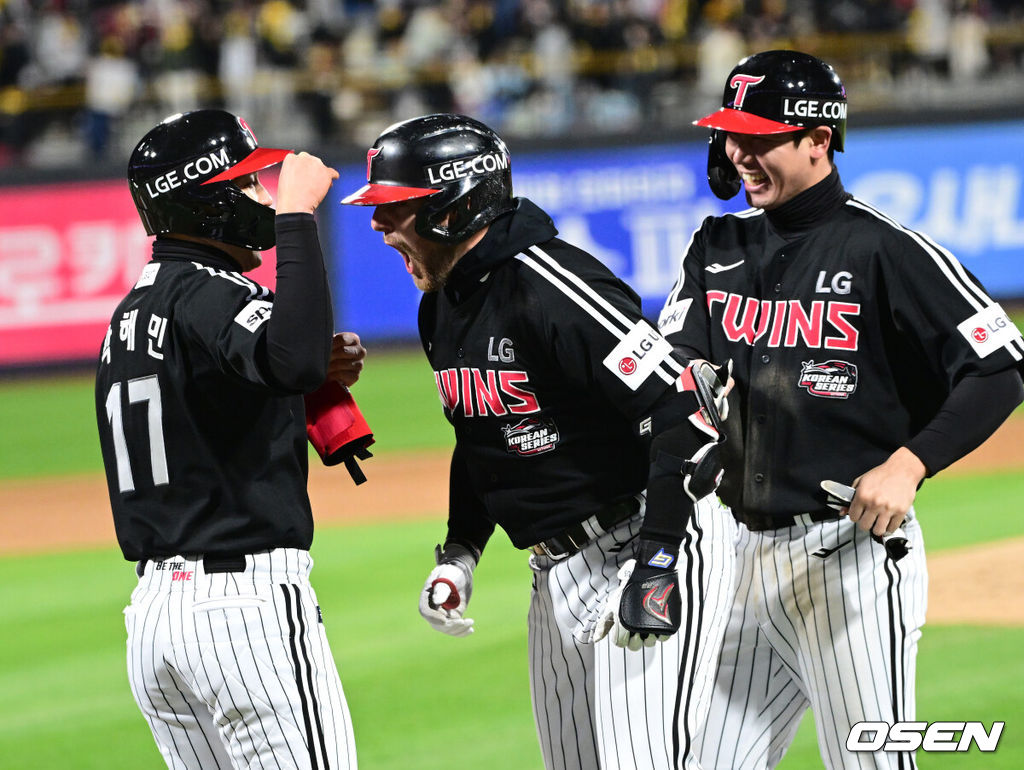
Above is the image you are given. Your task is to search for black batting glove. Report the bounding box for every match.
[594,538,681,650]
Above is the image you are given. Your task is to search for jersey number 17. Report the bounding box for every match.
[103,374,170,493]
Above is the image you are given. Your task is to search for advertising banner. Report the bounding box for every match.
[2,121,1022,366]
[330,120,1024,339]
[0,178,279,367]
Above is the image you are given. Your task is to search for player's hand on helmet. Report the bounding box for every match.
[276,151,339,215]
[327,332,366,387]
[419,543,477,637]
[593,540,681,651]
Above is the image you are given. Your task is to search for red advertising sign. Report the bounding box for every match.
[0,178,277,367]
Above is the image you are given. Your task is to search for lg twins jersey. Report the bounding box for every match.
[420,200,688,548]
[659,194,1024,519]
[96,240,315,560]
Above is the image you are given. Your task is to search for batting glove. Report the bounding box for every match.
[593,540,681,651]
[419,543,476,637]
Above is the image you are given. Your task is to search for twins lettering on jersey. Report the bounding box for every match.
[434,368,539,417]
[707,291,861,350]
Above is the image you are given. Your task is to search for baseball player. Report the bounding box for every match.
[95,110,368,769]
[341,113,734,770]
[660,50,1024,769]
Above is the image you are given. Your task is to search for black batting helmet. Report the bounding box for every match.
[694,50,847,200]
[341,113,514,244]
[127,110,290,250]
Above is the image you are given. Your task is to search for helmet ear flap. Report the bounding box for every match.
[707,131,741,201]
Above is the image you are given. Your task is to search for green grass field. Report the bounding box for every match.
[1,351,1021,768]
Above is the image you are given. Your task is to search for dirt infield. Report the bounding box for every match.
[2,417,1022,625]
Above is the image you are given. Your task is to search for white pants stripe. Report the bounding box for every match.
[528,496,736,770]
[125,548,357,770]
[696,512,927,770]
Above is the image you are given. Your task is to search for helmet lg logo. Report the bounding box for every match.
[730,74,765,108]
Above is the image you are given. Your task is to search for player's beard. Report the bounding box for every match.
[392,237,460,293]
[416,251,459,292]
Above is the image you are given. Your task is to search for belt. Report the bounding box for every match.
[736,510,839,532]
[136,554,247,578]
[528,498,640,560]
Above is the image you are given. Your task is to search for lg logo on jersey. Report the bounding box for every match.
[487,337,515,363]
[603,320,674,391]
[957,303,1021,359]
[847,721,1003,753]
[814,270,852,294]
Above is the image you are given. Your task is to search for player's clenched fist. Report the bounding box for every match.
[276,151,339,214]
[419,543,477,637]
[327,332,366,387]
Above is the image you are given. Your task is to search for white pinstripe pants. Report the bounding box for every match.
[528,496,737,770]
[124,549,357,770]
[695,512,928,770]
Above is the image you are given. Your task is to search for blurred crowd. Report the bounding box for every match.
[1,0,1023,168]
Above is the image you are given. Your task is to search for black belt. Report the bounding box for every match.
[528,498,641,560]
[136,554,247,578]
[736,510,839,532]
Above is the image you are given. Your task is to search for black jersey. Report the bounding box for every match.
[419,199,688,550]
[95,216,332,561]
[659,173,1024,519]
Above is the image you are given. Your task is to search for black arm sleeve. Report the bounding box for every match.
[263,213,333,391]
[905,368,1024,476]
[636,388,708,547]
[445,444,496,561]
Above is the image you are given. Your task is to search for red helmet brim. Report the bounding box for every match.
[694,108,804,136]
[340,183,441,206]
[201,147,292,185]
